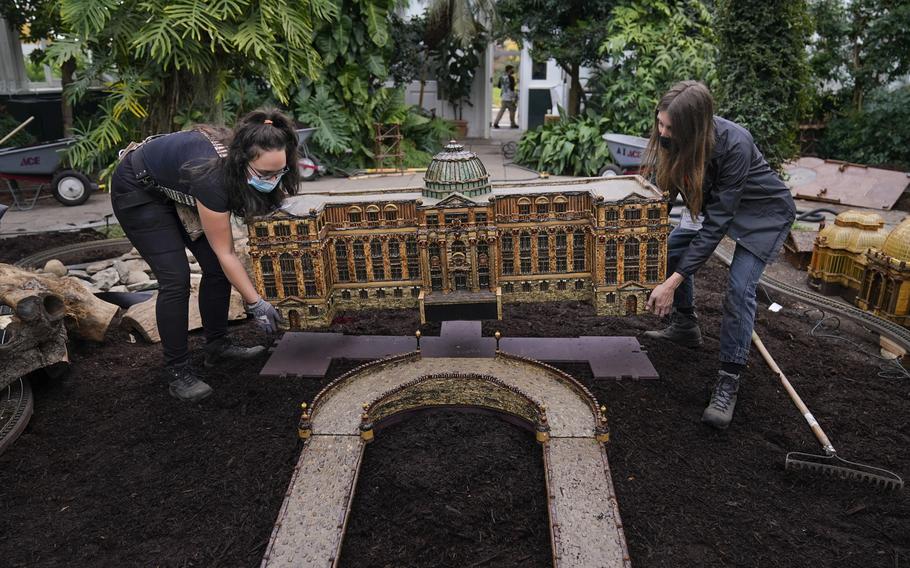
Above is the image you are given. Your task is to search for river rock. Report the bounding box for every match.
[67,269,92,280]
[115,259,148,282]
[126,270,150,285]
[109,285,129,293]
[86,260,114,275]
[44,259,68,277]
[90,266,120,291]
[127,280,159,292]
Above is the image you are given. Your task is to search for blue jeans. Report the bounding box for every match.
[666,226,781,365]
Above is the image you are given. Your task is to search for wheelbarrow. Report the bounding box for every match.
[296,127,326,182]
[599,133,649,177]
[0,138,96,210]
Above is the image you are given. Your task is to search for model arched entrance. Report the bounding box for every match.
[262,353,630,568]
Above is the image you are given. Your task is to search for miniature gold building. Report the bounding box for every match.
[808,210,889,299]
[856,217,910,327]
[247,141,670,329]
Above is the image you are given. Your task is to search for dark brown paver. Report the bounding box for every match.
[260,321,658,380]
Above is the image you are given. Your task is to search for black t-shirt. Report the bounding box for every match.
[140,130,229,212]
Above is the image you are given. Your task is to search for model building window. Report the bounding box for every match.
[503,282,514,293]
[477,243,490,288]
[309,306,318,316]
[366,205,381,223]
[394,288,403,298]
[647,207,660,222]
[522,282,532,292]
[354,240,368,282]
[302,255,318,297]
[296,222,307,236]
[501,234,514,275]
[646,239,660,283]
[575,279,585,290]
[360,289,369,299]
[475,212,487,224]
[555,231,567,272]
[606,209,618,223]
[536,198,549,216]
[540,281,549,292]
[377,289,386,299]
[557,280,567,291]
[573,233,586,271]
[604,239,617,284]
[406,237,420,278]
[518,198,531,216]
[371,238,385,280]
[255,225,269,237]
[411,287,420,297]
[335,241,350,282]
[429,242,443,291]
[624,238,640,282]
[538,234,550,272]
[623,208,641,222]
[606,292,616,303]
[446,212,468,225]
[452,240,466,255]
[260,256,277,299]
[348,207,362,223]
[275,224,291,237]
[279,253,299,297]
[426,213,440,227]
[519,231,532,274]
[342,290,351,300]
[554,196,567,213]
[389,238,402,280]
[384,205,398,222]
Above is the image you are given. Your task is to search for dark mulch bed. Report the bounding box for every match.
[0,228,107,265]
[1,234,909,568]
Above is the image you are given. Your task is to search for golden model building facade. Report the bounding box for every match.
[247,142,670,329]
[808,210,889,300]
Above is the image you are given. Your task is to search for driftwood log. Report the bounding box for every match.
[121,279,247,343]
[0,263,119,388]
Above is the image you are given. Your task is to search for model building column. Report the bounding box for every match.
[566,229,575,273]
[419,240,431,289]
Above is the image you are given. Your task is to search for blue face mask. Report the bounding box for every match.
[248,176,281,193]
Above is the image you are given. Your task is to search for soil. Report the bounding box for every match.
[1,234,909,568]
[0,228,107,265]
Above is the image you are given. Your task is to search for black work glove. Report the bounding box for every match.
[245,298,285,334]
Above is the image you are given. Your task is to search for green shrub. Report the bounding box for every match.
[818,86,910,169]
[0,111,37,148]
[515,115,611,176]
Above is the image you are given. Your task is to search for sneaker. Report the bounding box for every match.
[203,337,267,368]
[701,370,740,429]
[510,124,519,129]
[642,310,703,348]
[164,365,213,403]
[493,123,500,129]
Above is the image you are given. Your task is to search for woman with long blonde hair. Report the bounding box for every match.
[643,81,795,429]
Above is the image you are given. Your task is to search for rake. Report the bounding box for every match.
[751,331,904,491]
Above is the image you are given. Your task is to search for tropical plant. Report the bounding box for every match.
[715,0,811,171]
[817,86,910,169]
[39,0,337,173]
[808,0,910,112]
[515,113,612,176]
[0,109,37,147]
[587,0,717,136]
[433,38,484,121]
[496,0,616,116]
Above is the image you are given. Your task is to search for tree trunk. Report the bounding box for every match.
[566,64,583,117]
[60,57,76,137]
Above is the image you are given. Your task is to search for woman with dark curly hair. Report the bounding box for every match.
[111,109,298,402]
[642,81,796,429]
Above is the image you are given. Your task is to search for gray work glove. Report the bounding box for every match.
[245,298,285,334]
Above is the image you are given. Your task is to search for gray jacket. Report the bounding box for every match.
[673,116,796,277]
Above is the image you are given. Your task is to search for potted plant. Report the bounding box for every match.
[434,39,483,138]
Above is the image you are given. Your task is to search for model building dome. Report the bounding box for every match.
[423,140,491,200]
[881,217,910,262]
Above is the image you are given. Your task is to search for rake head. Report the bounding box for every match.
[786,451,904,491]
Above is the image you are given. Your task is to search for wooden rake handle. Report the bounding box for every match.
[751,331,836,456]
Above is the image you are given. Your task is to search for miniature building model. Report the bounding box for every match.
[808,210,889,299]
[856,217,910,327]
[247,141,670,329]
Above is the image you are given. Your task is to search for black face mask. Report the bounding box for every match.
[659,136,672,150]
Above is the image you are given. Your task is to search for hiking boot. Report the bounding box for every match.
[203,337,266,368]
[164,365,213,403]
[642,310,703,348]
[701,370,740,429]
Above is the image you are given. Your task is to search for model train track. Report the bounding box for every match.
[0,378,33,455]
[13,238,133,269]
[712,247,910,353]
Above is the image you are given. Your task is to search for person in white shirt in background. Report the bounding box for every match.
[493,65,519,129]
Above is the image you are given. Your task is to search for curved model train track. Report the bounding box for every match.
[712,246,910,354]
[13,237,133,269]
